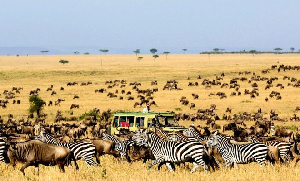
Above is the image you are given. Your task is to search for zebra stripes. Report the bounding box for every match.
[102,133,133,161]
[183,126,204,141]
[134,129,208,173]
[0,138,9,163]
[36,132,99,167]
[207,132,268,167]
[248,136,291,162]
[168,132,189,142]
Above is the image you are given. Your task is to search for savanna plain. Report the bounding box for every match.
[0,54,300,181]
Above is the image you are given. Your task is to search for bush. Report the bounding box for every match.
[79,109,100,120]
[59,60,69,64]
[29,95,45,116]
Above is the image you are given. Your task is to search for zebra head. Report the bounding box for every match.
[183,127,194,137]
[133,129,150,147]
[36,131,55,144]
[206,131,219,147]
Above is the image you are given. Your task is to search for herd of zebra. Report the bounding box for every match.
[0,125,299,175]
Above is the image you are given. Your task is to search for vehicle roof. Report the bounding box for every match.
[113,111,175,116]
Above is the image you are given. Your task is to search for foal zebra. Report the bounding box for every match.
[134,129,208,173]
[36,131,99,167]
[248,136,291,162]
[102,133,133,161]
[207,132,268,168]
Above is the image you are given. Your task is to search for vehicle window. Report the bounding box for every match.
[128,116,134,127]
[136,117,145,127]
[113,116,119,127]
[120,116,129,127]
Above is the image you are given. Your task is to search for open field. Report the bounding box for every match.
[1,54,300,180]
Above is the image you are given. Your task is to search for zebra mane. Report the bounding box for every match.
[189,125,202,135]
[154,127,169,140]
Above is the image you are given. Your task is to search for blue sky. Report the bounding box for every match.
[1,0,299,54]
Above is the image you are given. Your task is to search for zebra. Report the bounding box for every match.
[134,129,208,173]
[182,126,205,141]
[102,133,134,161]
[248,136,291,162]
[36,131,99,167]
[168,132,189,142]
[206,131,268,168]
[0,138,9,163]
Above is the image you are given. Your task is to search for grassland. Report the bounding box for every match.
[1,54,300,180]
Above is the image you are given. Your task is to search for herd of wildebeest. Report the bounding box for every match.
[1,63,300,175]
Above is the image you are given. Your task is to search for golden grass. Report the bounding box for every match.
[1,54,300,180]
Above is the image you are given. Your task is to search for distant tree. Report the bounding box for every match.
[290,47,295,52]
[182,49,187,54]
[99,49,109,55]
[73,51,80,55]
[150,48,158,54]
[59,60,69,64]
[163,51,170,60]
[213,48,219,53]
[153,54,159,61]
[40,50,49,55]
[29,95,45,117]
[249,50,257,57]
[137,57,143,61]
[84,52,90,55]
[274,47,282,53]
[133,49,140,56]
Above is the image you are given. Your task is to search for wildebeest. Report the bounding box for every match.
[275,128,293,138]
[70,104,80,109]
[7,140,74,176]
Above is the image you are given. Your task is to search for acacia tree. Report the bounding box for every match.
[153,54,159,61]
[74,51,80,55]
[99,49,109,55]
[150,48,157,54]
[182,49,187,54]
[137,57,143,62]
[249,50,257,57]
[274,48,282,53]
[163,51,170,60]
[40,50,49,55]
[29,95,45,117]
[213,48,219,53]
[290,47,295,52]
[133,49,140,56]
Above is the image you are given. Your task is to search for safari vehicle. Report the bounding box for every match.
[110,111,185,135]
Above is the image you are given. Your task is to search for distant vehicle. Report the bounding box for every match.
[109,111,185,135]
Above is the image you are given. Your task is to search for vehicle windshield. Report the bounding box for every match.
[157,116,178,126]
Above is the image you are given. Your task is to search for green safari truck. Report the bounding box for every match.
[110,111,185,135]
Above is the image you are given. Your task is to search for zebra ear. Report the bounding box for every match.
[213,131,218,136]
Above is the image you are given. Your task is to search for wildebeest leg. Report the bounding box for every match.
[20,162,33,176]
[95,153,101,165]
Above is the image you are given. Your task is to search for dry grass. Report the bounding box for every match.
[1,54,300,180]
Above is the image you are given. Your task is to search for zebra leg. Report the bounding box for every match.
[165,162,175,172]
[191,162,199,173]
[148,159,164,171]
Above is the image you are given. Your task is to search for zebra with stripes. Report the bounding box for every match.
[248,136,291,162]
[206,131,268,168]
[0,138,9,163]
[168,132,189,142]
[102,133,134,161]
[134,129,208,172]
[36,131,99,167]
